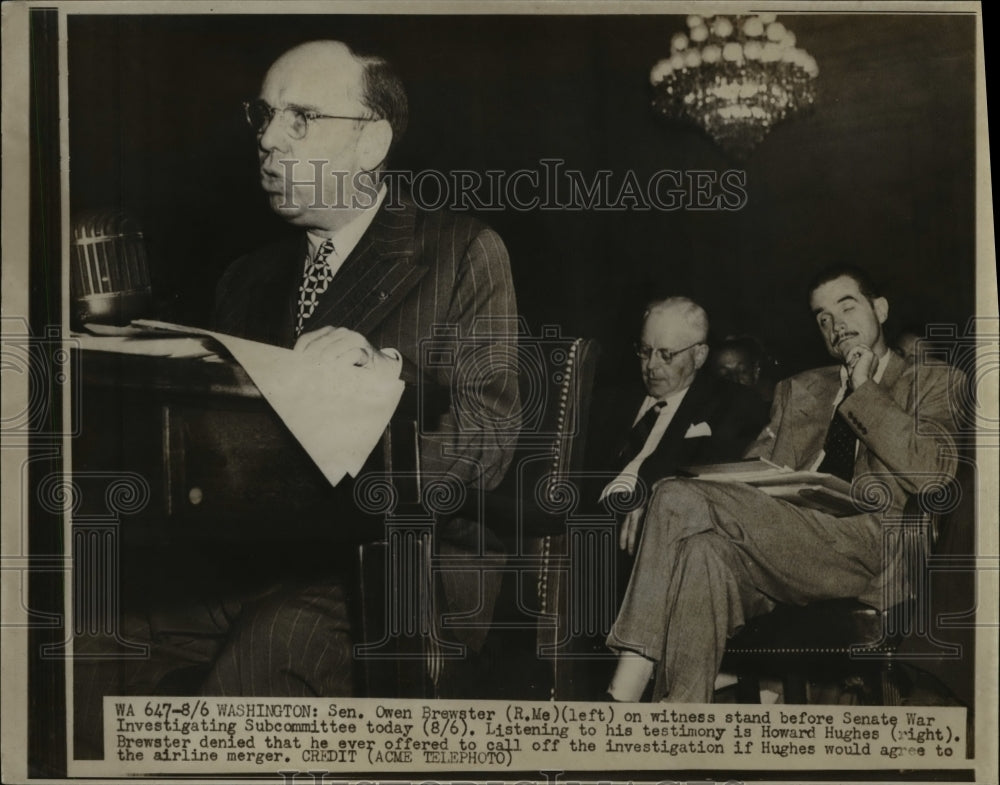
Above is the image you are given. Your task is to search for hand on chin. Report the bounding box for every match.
[833,334,860,359]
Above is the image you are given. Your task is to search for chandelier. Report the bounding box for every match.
[650,14,818,158]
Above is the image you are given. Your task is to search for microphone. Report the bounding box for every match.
[70,210,152,328]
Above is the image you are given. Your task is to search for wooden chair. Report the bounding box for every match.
[355,332,601,699]
[486,335,601,700]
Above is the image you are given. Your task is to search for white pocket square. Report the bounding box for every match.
[684,421,712,439]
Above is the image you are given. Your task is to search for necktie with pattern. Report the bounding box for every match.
[295,239,336,336]
[818,386,857,482]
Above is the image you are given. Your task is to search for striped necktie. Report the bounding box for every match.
[295,239,336,336]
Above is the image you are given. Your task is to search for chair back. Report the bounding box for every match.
[481,333,600,540]
[502,334,601,700]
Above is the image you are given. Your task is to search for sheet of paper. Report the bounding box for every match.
[678,457,784,476]
[684,463,853,496]
[132,319,405,486]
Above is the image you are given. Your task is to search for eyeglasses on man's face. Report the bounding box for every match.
[634,341,703,365]
[243,99,376,140]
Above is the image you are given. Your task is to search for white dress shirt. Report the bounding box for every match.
[304,184,388,277]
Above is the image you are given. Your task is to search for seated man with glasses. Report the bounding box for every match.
[588,296,768,555]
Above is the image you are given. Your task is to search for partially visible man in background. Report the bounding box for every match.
[710,333,777,419]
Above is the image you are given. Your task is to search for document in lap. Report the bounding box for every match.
[678,458,856,517]
[83,319,405,486]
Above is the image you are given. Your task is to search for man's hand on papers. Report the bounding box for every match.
[620,505,646,556]
[125,320,405,485]
[295,326,397,371]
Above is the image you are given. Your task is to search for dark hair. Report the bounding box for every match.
[807,264,881,301]
[357,54,408,154]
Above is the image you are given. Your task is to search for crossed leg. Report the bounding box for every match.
[607,479,881,701]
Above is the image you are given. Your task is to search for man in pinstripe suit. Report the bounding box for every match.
[73,40,519,736]
[201,40,521,697]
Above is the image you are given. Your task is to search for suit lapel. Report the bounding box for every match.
[659,372,712,448]
[611,387,650,462]
[855,350,904,469]
[798,368,840,419]
[641,373,718,479]
[304,197,428,336]
[780,367,841,470]
[877,350,905,393]
[796,355,901,473]
[260,234,306,348]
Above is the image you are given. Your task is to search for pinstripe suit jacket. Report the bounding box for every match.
[211,196,521,662]
[214,193,522,497]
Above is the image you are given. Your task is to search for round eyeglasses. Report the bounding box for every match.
[243,99,376,140]
[634,341,703,364]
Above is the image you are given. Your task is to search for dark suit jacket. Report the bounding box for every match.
[213,195,522,652]
[586,370,769,506]
[214,193,521,495]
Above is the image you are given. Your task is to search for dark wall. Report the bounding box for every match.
[68,13,977,377]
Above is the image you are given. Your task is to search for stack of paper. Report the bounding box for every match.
[678,459,856,517]
[73,324,219,359]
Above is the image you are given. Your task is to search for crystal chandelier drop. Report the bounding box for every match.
[650,14,818,158]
